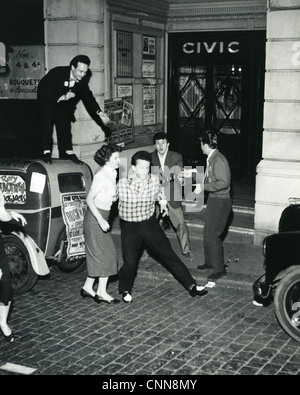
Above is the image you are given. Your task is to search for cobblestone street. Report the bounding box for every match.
[0,265,299,376]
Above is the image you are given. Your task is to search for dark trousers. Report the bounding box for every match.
[155,204,191,255]
[168,205,191,255]
[39,102,73,152]
[118,215,196,294]
[203,196,232,273]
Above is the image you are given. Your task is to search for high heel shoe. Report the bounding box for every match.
[3,332,15,343]
[95,295,120,304]
[80,288,96,300]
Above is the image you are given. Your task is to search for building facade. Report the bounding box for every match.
[0,0,299,243]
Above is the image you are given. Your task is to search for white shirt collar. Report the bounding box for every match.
[158,148,168,170]
[207,149,216,161]
[70,71,76,81]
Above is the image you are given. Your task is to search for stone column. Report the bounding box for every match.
[43,0,106,167]
[254,0,300,244]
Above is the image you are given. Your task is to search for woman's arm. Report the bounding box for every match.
[86,179,110,232]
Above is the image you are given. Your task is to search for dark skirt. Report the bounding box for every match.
[83,208,118,277]
[0,234,13,306]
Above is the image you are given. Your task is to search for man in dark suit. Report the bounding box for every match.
[37,55,110,164]
[150,132,194,261]
[194,130,232,281]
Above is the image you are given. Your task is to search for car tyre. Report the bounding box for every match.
[3,234,38,294]
[274,266,300,343]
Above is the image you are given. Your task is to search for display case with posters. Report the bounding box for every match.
[104,97,134,145]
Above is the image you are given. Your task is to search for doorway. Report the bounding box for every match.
[167,31,266,185]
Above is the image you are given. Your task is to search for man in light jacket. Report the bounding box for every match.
[194,130,232,281]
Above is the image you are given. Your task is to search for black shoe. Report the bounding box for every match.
[196,264,211,271]
[59,152,81,164]
[122,291,132,303]
[189,284,207,297]
[80,288,95,300]
[42,152,52,164]
[81,288,105,304]
[95,295,120,304]
[207,271,227,281]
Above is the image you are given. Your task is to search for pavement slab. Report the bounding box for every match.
[1,218,298,377]
[0,262,299,376]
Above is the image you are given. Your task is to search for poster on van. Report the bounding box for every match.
[61,193,87,259]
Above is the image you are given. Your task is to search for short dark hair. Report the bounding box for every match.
[94,144,122,167]
[70,55,91,68]
[199,130,218,149]
[131,151,152,166]
[153,131,168,144]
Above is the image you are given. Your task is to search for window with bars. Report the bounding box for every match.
[117,30,133,77]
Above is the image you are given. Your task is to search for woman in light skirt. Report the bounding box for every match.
[81,144,122,304]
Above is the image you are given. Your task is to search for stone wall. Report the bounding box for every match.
[44,0,107,167]
[166,0,266,32]
[254,0,300,243]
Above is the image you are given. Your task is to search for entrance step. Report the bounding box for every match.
[181,203,255,244]
[111,179,255,243]
[111,204,255,245]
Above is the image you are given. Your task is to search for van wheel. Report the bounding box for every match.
[274,266,300,343]
[3,234,38,294]
[52,228,86,273]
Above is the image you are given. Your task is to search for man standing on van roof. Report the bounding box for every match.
[37,55,110,164]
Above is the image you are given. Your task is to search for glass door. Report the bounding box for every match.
[176,65,207,165]
[168,30,265,183]
[175,63,243,171]
[214,64,242,170]
[179,65,206,131]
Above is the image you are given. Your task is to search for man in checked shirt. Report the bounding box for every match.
[117,151,207,303]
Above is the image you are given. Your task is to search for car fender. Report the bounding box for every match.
[11,231,50,276]
[274,265,300,282]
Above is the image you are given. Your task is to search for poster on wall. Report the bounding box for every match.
[0,45,45,99]
[61,193,87,259]
[142,59,155,78]
[142,36,156,78]
[143,85,156,125]
[117,85,132,98]
[143,36,156,55]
